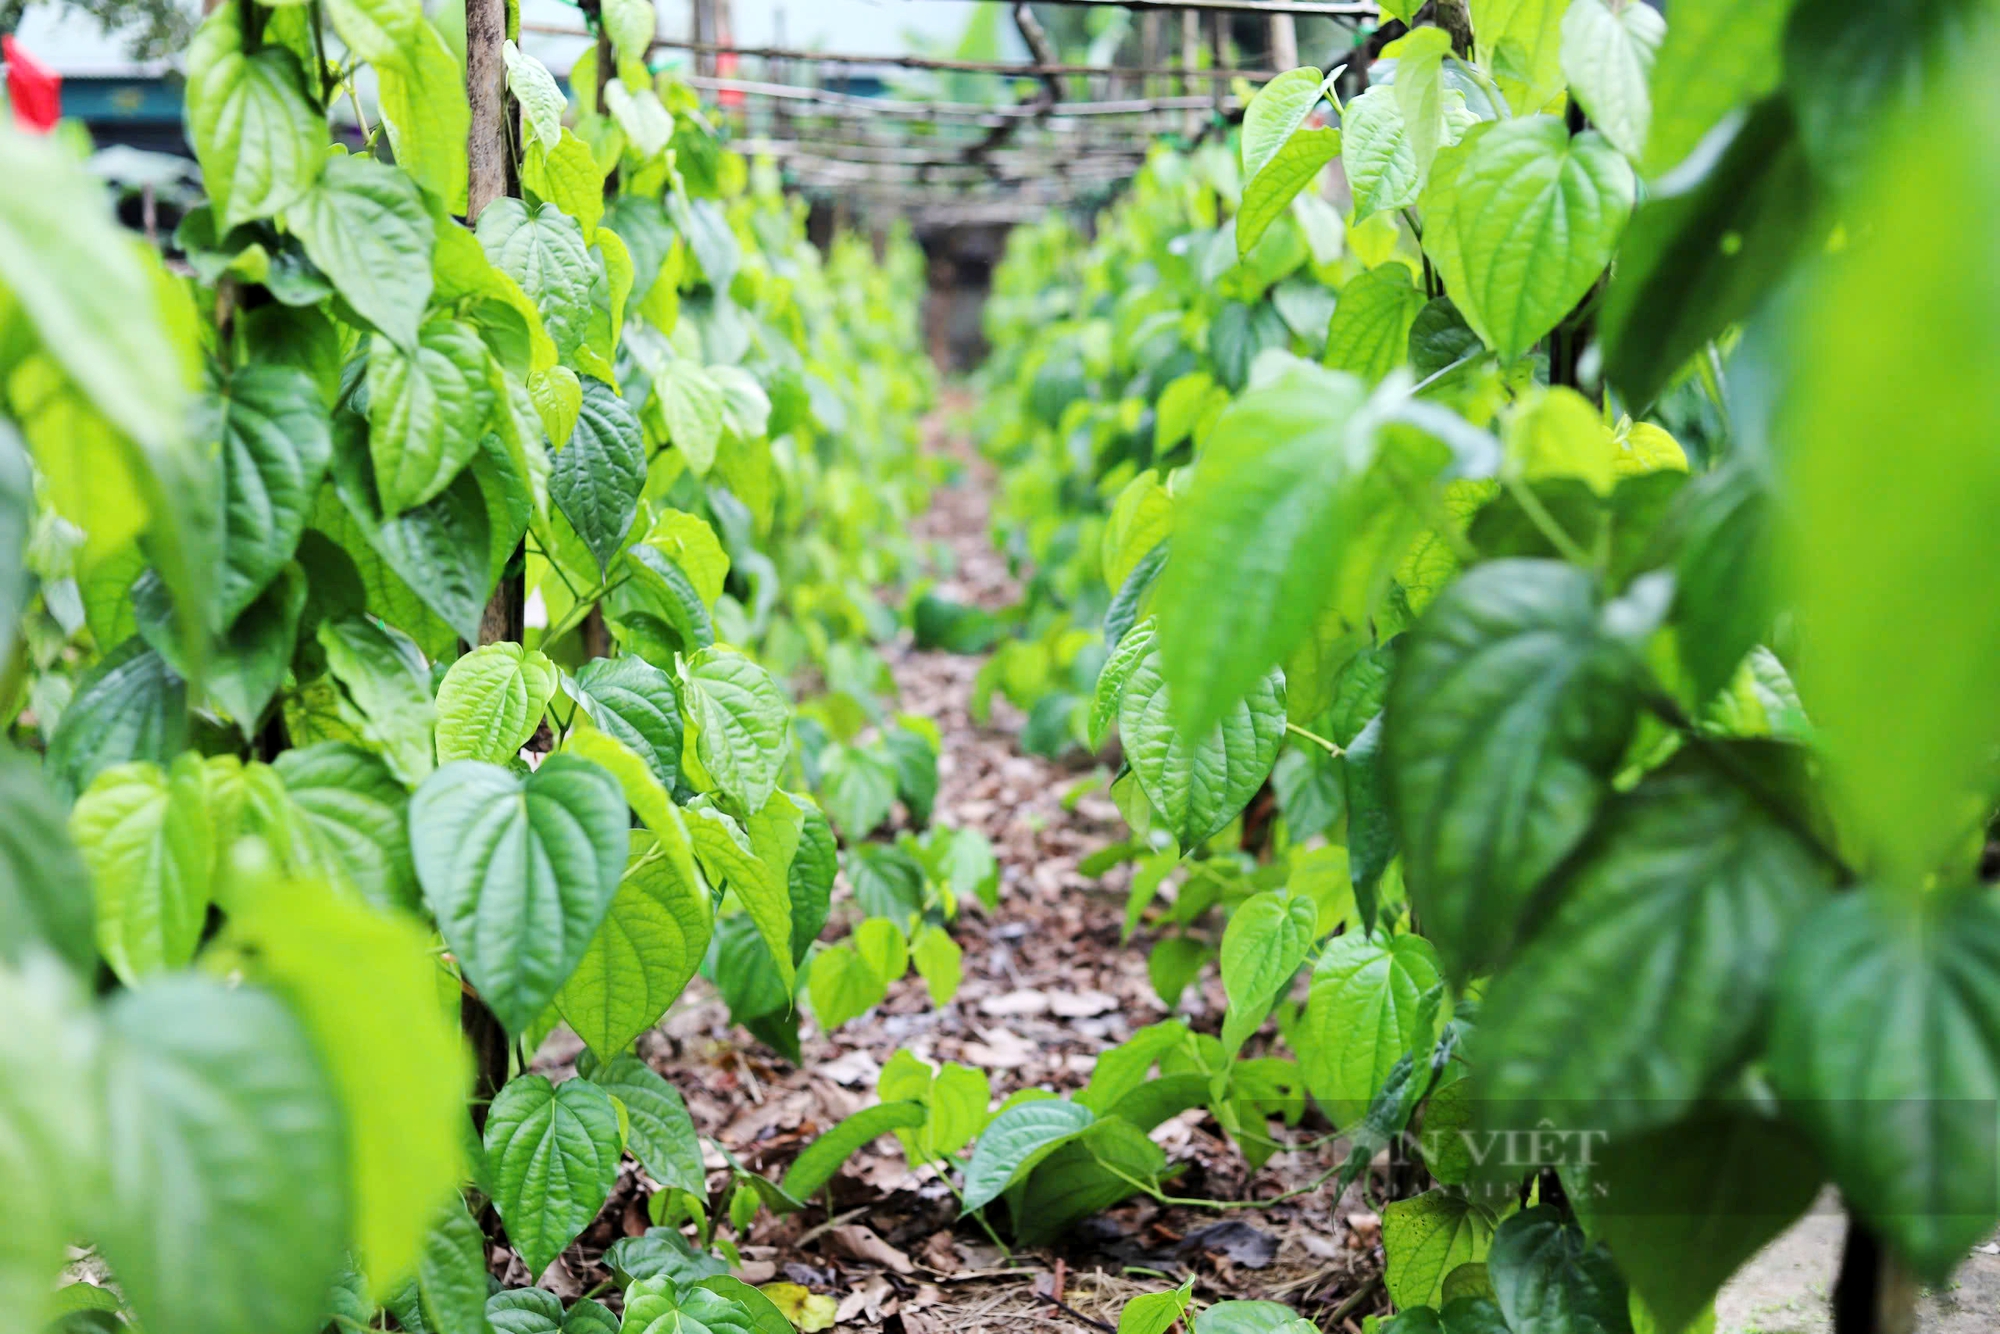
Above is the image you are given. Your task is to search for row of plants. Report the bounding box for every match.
[948,0,2000,1331]
[0,1,986,1332]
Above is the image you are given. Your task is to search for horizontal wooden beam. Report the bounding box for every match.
[682,73,1240,121]
[646,36,1282,82]
[920,0,1375,15]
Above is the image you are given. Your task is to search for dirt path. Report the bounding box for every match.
[532,400,1378,1329]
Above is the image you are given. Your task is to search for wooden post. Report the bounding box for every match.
[1209,12,1227,121]
[1181,10,1199,137]
[1268,14,1297,71]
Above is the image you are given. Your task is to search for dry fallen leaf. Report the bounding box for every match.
[1047,989,1119,1018]
[826,1224,917,1274]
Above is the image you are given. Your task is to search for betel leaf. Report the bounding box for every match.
[552,378,646,576]
[1768,888,2000,1281]
[817,744,897,840]
[484,1074,623,1278]
[780,1101,928,1202]
[1478,750,1831,1137]
[1558,0,1665,163]
[807,919,904,1031]
[585,1053,706,1194]
[0,753,94,975]
[0,955,97,1334]
[1118,645,1284,854]
[1384,1190,1499,1311]
[478,198,596,362]
[70,755,213,986]
[1238,129,1340,256]
[434,643,559,765]
[218,875,469,1296]
[1422,117,1634,361]
[1153,361,1372,738]
[1470,0,1566,113]
[486,1287,564,1334]
[651,359,726,476]
[787,805,838,963]
[410,755,629,1034]
[680,647,790,815]
[1190,1301,1309,1334]
[374,17,471,213]
[1777,61,2000,881]
[622,544,715,652]
[1091,617,1156,750]
[207,562,309,729]
[571,655,684,795]
[1011,1118,1169,1245]
[183,4,323,230]
[1641,0,1790,178]
[0,115,193,456]
[1241,68,1331,184]
[1218,890,1318,1054]
[1117,1280,1193,1334]
[415,1197,490,1334]
[1669,461,1771,704]
[961,1099,1096,1212]
[1486,1206,1633,1334]
[1342,86,1421,223]
[1585,1110,1822,1334]
[686,804,795,991]
[503,40,565,152]
[556,832,713,1059]
[319,613,435,786]
[288,153,436,352]
[45,638,188,800]
[605,80,674,160]
[1384,560,1645,979]
[329,430,494,648]
[366,315,497,517]
[210,365,333,623]
[1600,98,1821,413]
[911,923,963,1006]
[1300,931,1442,1128]
[1324,265,1428,385]
[97,976,348,1334]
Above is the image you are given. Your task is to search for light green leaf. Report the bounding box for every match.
[817,743,897,840]
[435,643,560,764]
[1241,68,1331,183]
[184,4,324,229]
[504,40,567,152]
[1642,0,1791,178]
[0,754,93,976]
[1153,372,1217,454]
[218,874,469,1296]
[71,755,213,985]
[605,80,674,161]
[484,1075,623,1278]
[273,741,417,913]
[642,508,731,607]
[652,359,726,476]
[680,647,790,814]
[961,1099,1096,1212]
[1422,118,1634,360]
[1385,560,1644,978]
[806,939,886,1031]
[586,1053,706,1194]
[1560,0,1666,162]
[552,378,646,576]
[1387,26,1456,184]
[288,153,436,352]
[98,976,348,1334]
[601,0,656,68]
[1299,931,1442,1127]
[1384,1190,1499,1310]
[1470,0,1567,112]
[524,132,608,240]
[1152,360,1372,739]
[1240,128,1340,256]
[686,802,794,990]
[1342,86,1421,223]
[911,924,963,1007]
[1091,617,1157,750]
[410,755,630,1034]
[1119,645,1284,854]
[1218,890,1317,1054]
[1118,1280,1194,1334]
[416,1198,491,1334]
[1503,385,1618,494]
[780,1102,928,1202]
[478,198,596,362]
[1323,265,1427,383]
[1769,889,2000,1282]
[557,832,713,1059]
[1479,751,1830,1137]
[0,953,99,1334]
[0,125,193,454]
[366,315,496,516]
[1191,1301,1309,1334]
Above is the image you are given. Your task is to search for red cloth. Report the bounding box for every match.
[3,34,62,132]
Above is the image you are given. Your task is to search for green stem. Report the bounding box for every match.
[1504,476,1593,567]
[1285,721,1343,756]
[542,574,631,644]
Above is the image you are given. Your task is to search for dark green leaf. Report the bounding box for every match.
[0,750,93,974]
[779,1102,928,1202]
[587,1053,706,1194]
[1486,1206,1633,1334]
[46,638,187,799]
[552,379,646,576]
[484,1074,622,1278]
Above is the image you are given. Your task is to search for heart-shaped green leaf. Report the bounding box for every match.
[484,1074,622,1278]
